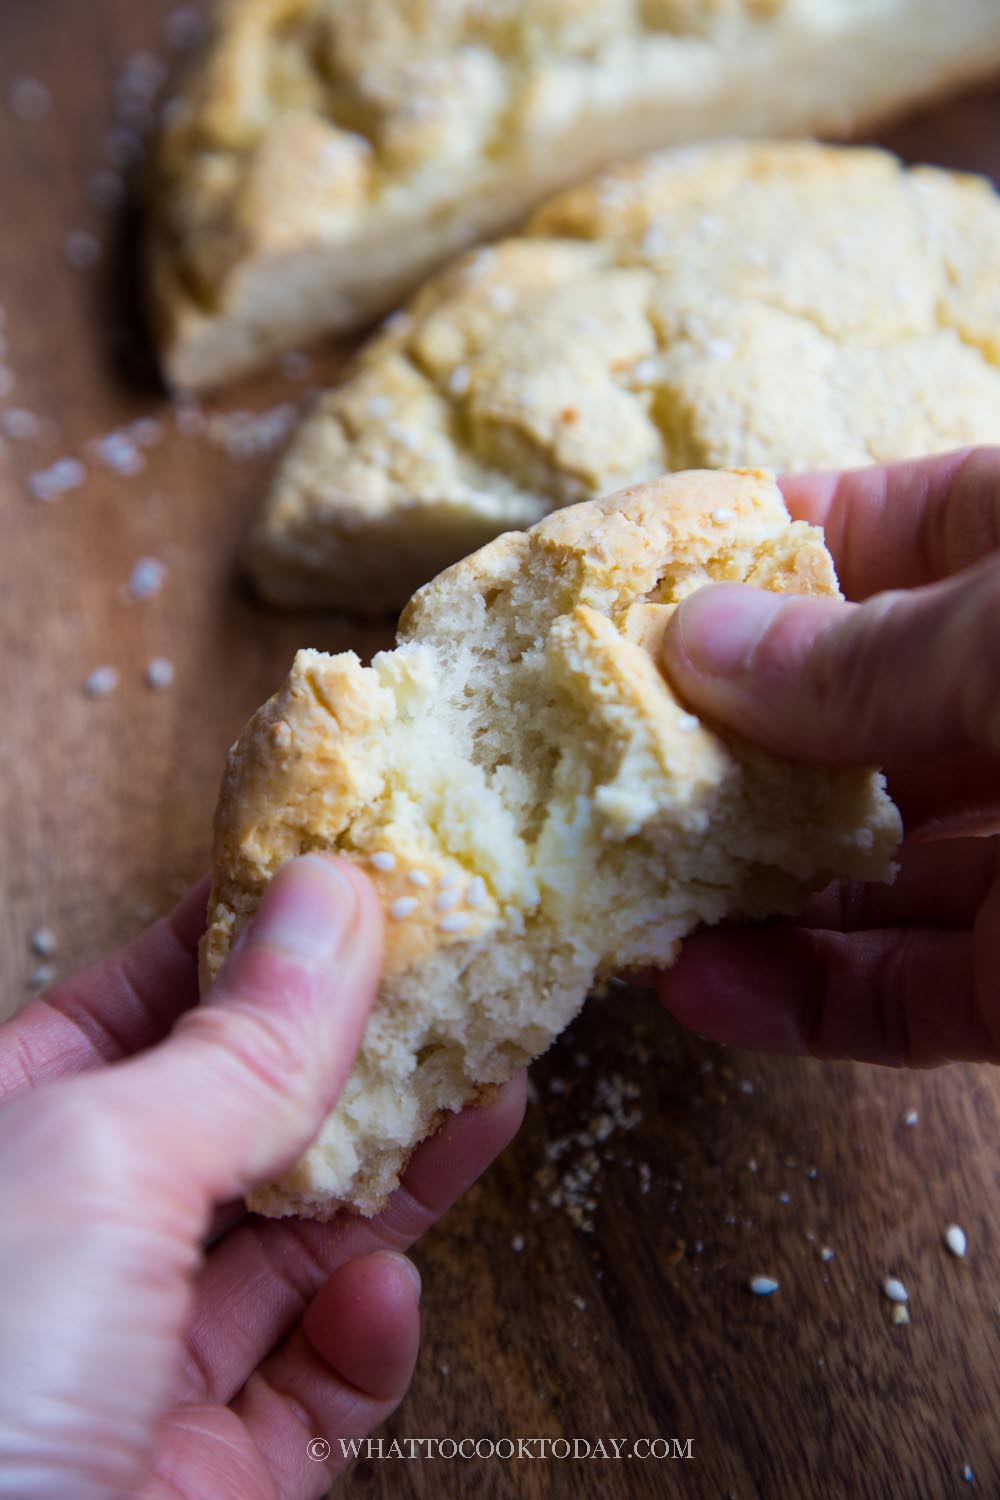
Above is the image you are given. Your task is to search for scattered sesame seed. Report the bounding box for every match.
[964,1465,974,1483]
[383,310,412,337]
[278,350,311,381]
[93,430,144,475]
[572,1296,586,1311]
[65,230,101,269]
[439,912,471,933]
[944,1224,968,1259]
[738,1079,755,1094]
[466,875,487,907]
[29,927,57,958]
[820,1247,835,1263]
[892,1304,911,1326]
[448,365,471,397]
[434,888,461,913]
[407,869,430,887]
[165,5,205,50]
[145,657,174,690]
[438,870,461,890]
[390,896,418,920]
[29,457,86,501]
[83,665,119,698]
[130,416,165,447]
[712,507,735,523]
[903,1109,919,1126]
[88,169,124,211]
[1,408,40,441]
[777,1191,791,1205]
[705,339,734,361]
[439,1361,450,1377]
[883,1277,908,1304]
[28,963,57,989]
[676,713,699,733]
[632,357,659,384]
[128,556,166,599]
[511,1235,525,1253]
[9,77,51,122]
[747,1157,758,1173]
[370,851,395,872]
[486,285,515,313]
[749,1276,779,1297]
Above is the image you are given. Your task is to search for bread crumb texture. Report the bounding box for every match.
[204,469,901,1219]
[150,2,1000,387]
[249,140,1000,611]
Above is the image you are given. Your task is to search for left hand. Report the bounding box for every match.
[0,855,525,1500]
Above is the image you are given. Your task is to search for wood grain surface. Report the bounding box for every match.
[1,6,998,1496]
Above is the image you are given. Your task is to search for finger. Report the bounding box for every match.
[96,855,383,1223]
[661,554,1000,765]
[800,836,1000,932]
[659,922,996,1066]
[883,748,1000,837]
[0,880,207,1102]
[233,1251,421,1493]
[177,1073,526,1407]
[142,1253,421,1500]
[780,447,1000,599]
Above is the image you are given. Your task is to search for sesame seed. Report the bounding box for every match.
[370,851,395,872]
[390,896,418,920]
[883,1277,908,1304]
[65,230,101,269]
[28,963,57,989]
[93,431,144,475]
[711,507,735,523]
[892,1304,911,1326]
[29,927,57,958]
[9,77,51,122]
[705,339,734,360]
[89,169,124,211]
[438,870,461,890]
[944,1224,967,1259]
[84,665,119,698]
[280,350,311,381]
[749,1276,779,1296]
[272,719,292,749]
[448,365,471,397]
[29,457,86,500]
[820,1247,835,1262]
[964,1465,974,1483]
[777,1191,791,1205]
[512,1235,525,1252]
[1,408,40,441]
[128,557,166,599]
[466,875,487,907]
[130,416,165,448]
[677,713,699,733]
[903,1109,919,1126]
[407,869,430,887]
[439,912,471,933]
[632,357,659,384]
[435,889,460,913]
[486,285,515,313]
[145,657,174,690]
[383,310,412,337]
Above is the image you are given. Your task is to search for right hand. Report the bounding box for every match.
[657,448,1000,1067]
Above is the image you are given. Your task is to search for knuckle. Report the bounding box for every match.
[175,1001,318,1118]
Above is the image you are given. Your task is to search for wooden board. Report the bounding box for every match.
[1,5,998,1494]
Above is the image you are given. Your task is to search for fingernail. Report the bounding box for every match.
[375,1250,422,1301]
[246,854,359,966]
[674,584,784,677]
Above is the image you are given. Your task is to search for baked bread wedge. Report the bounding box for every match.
[248,140,1000,613]
[203,469,901,1220]
[149,1,1000,390]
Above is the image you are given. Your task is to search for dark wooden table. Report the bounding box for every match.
[2,5,999,1496]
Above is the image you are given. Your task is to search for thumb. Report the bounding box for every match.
[661,557,1000,765]
[100,853,383,1209]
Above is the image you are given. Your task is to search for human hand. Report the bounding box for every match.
[0,855,525,1500]
[657,447,1000,1066]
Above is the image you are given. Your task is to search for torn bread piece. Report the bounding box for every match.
[203,469,901,1219]
[249,140,1000,612]
[149,0,1000,390]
